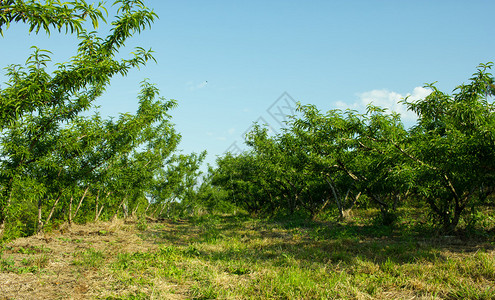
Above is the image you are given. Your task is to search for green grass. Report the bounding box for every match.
[1,209,495,299]
[72,248,105,269]
[0,244,51,274]
[125,211,495,299]
[0,253,49,274]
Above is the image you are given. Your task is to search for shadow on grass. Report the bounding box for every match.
[138,219,202,245]
[140,213,495,269]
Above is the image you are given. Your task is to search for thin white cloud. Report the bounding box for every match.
[206,128,235,142]
[335,100,358,110]
[187,81,208,91]
[336,87,431,124]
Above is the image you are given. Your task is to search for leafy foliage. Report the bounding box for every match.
[0,1,205,240]
[211,63,495,232]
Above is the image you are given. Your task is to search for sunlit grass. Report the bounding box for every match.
[72,247,105,270]
[1,210,494,299]
[119,211,495,299]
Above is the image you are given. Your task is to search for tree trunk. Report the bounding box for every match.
[324,176,343,219]
[158,202,167,216]
[314,196,332,220]
[342,191,361,219]
[45,193,62,230]
[132,203,139,216]
[443,196,467,233]
[123,202,128,219]
[37,199,43,234]
[96,191,111,221]
[112,196,127,220]
[37,193,62,233]
[96,204,105,221]
[69,196,73,225]
[144,200,152,214]
[72,186,89,221]
[284,179,299,215]
[94,190,100,222]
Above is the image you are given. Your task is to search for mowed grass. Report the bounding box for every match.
[1,211,495,299]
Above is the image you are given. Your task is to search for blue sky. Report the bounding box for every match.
[1,0,494,170]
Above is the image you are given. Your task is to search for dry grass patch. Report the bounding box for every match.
[0,219,184,299]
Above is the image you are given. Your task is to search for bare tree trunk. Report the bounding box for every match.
[132,203,139,216]
[324,175,343,219]
[37,199,43,234]
[151,205,160,218]
[96,204,105,221]
[144,200,152,214]
[123,202,128,219]
[158,202,167,216]
[342,191,361,219]
[37,193,63,233]
[95,191,111,221]
[68,196,73,225]
[72,186,89,221]
[45,193,62,230]
[112,196,127,220]
[94,190,100,222]
[314,196,332,220]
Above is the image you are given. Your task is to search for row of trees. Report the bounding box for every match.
[0,0,205,240]
[1,1,493,239]
[211,64,495,232]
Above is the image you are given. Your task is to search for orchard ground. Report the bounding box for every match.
[1,209,495,299]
